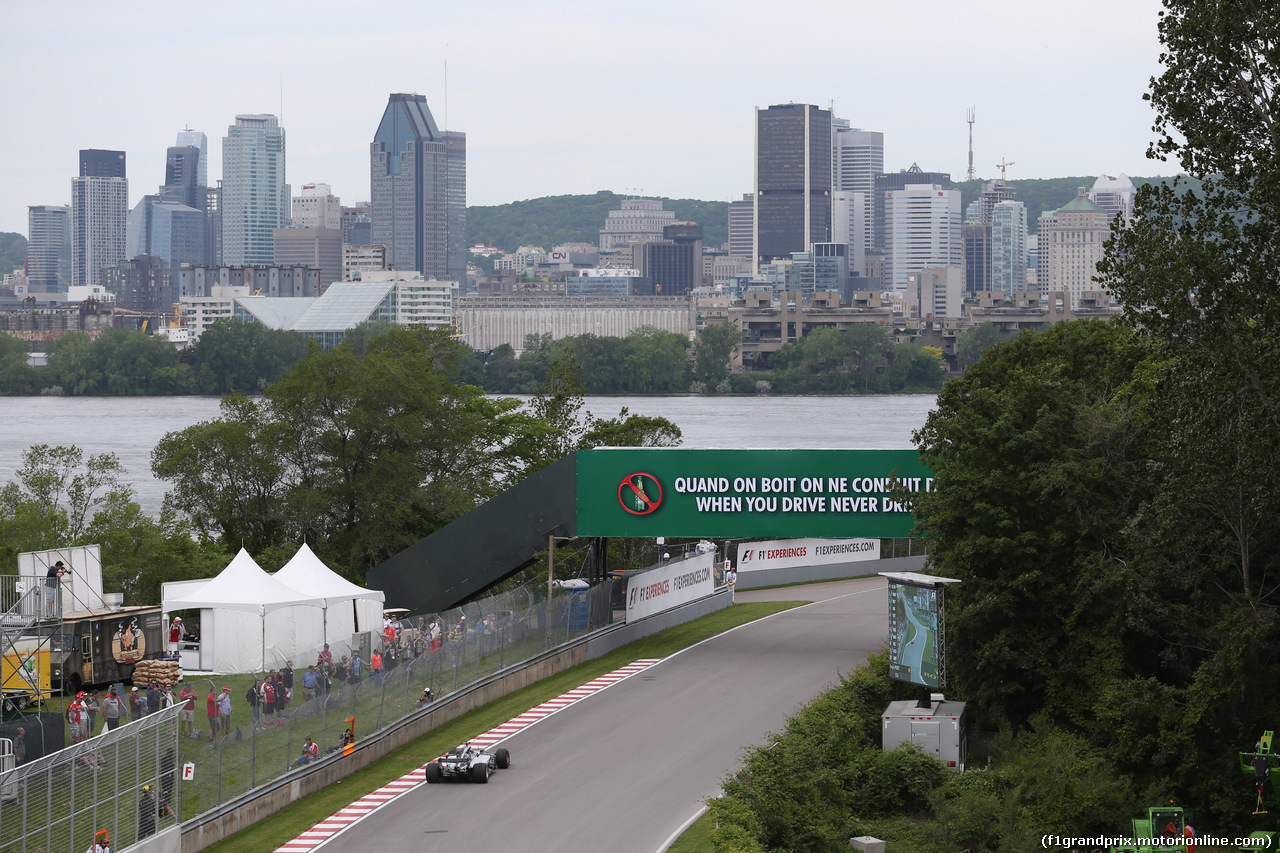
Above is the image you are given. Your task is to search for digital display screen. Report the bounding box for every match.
[887,581,942,689]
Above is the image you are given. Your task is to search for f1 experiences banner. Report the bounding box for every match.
[736,537,880,573]
[577,449,932,539]
[625,551,717,622]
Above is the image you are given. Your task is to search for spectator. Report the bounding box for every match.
[13,727,25,765]
[246,680,261,725]
[44,561,66,617]
[301,666,317,703]
[145,683,162,717]
[350,653,362,684]
[290,736,319,768]
[206,687,218,741]
[101,688,123,732]
[261,678,275,719]
[84,690,100,734]
[317,643,332,668]
[168,617,182,654]
[218,687,232,735]
[178,684,197,737]
[129,687,143,722]
[281,661,294,704]
[66,692,85,743]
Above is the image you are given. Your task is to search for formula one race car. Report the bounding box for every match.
[424,742,511,784]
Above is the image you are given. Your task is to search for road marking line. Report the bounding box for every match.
[272,659,662,852]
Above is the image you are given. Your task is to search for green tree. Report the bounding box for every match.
[911,321,1153,728]
[48,332,103,395]
[580,407,682,448]
[954,322,1006,371]
[519,347,591,474]
[151,394,292,555]
[93,328,182,394]
[0,334,40,394]
[692,322,743,388]
[156,328,541,579]
[1094,3,1280,817]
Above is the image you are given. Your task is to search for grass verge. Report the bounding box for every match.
[669,809,715,853]
[203,601,804,853]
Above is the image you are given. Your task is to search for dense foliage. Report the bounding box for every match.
[467,191,728,251]
[0,232,27,278]
[895,0,1280,834]
[767,325,947,394]
[0,445,227,606]
[708,652,1139,853]
[37,321,308,396]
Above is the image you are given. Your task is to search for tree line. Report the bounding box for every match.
[0,317,965,399]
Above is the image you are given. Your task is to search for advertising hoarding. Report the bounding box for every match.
[577,449,932,539]
[736,537,880,573]
[624,551,717,623]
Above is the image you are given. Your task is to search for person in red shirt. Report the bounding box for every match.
[168,617,182,654]
[262,679,276,718]
[178,684,197,738]
[206,688,218,742]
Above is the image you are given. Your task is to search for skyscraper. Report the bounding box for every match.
[72,149,128,287]
[292,183,342,230]
[221,115,289,266]
[885,184,962,295]
[872,165,951,253]
[175,127,209,189]
[831,119,883,260]
[990,201,1028,295]
[754,103,832,270]
[162,145,206,211]
[370,93,466,280]
[27,205,71,293]
[1038,188,1110,306]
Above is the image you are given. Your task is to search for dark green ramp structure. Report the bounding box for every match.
[367,454,578,614]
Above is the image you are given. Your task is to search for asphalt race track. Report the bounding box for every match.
[314,576,888,853]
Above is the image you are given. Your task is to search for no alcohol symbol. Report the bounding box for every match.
[618,473,663,516]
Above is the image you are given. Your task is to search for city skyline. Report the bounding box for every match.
[3,0,1165,237]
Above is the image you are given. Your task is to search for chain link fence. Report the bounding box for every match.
[0,705,180,853]
[181,579,618,817]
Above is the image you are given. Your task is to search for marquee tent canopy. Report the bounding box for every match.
[163,548,327,615]
[162,549,328,673]
[272,543,385,660]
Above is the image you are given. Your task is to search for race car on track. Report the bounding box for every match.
[424,742,511,784]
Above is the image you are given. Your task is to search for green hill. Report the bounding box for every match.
[0,233,27,276]
[467,191,728,253]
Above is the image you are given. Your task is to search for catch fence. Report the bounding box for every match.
[0,705,180,853]
[183,579,619,817]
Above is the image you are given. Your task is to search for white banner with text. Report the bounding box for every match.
[736,537,880,572]
[625,551,717,623]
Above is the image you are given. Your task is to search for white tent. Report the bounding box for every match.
[271,543,385,663]
[161,549,326,673]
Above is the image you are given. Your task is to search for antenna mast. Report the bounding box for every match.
[966,107,976,181]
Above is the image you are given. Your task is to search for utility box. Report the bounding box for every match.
[850,837,886,853]
[882,695,967,770]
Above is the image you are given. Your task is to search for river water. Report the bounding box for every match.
[0,394,937,516]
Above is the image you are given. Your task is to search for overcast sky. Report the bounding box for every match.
[2,0,1168,237]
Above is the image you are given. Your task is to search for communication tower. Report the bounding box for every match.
[966,107,976,181]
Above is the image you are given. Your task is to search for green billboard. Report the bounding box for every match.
[576,448,932,538]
